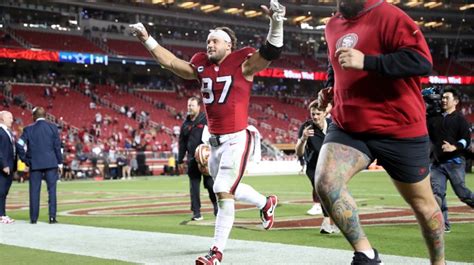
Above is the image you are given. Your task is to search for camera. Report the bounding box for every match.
[422,86,443,117]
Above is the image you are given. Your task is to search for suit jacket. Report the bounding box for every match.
[18,119,62,170]
[0,128,17,176]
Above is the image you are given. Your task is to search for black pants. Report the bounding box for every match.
[188,159,217,216]
[306,167,329,217]
[0,173,13,216]
[30,168,58,222]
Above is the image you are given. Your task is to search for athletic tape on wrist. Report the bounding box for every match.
[267,19,284,48]
[143,36,158,51]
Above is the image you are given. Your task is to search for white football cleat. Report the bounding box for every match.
[307,203,323,216]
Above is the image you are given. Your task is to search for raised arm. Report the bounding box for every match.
[129,23,197,80]
[242,0,285,79]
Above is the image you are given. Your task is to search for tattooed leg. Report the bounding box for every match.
[314,143,371,251]
[392,177,445,264]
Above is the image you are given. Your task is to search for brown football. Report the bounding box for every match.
[194,144,211,176]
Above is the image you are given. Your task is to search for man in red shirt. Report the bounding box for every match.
[130,1,285,263]
[316,0,444,264]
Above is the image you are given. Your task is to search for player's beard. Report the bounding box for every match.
[208,49,225,64]
[337,0,366,19]
[187,110,197,118]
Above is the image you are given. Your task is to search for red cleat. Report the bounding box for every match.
[260,195,278,230]
[195,246,223,265]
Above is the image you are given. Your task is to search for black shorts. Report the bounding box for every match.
[324,123,430,183]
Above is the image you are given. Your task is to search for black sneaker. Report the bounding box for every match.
[444,227,451,233]
[351,248,383,265]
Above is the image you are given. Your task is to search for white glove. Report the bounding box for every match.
[129,22,158,51]
[261,0,286,48]
[129,22,149,42]
[269,0,286,22]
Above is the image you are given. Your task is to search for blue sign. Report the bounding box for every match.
[59,51,108,65]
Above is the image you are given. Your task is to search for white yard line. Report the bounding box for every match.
[0,221,469,265]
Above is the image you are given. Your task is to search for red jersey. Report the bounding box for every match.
[191,47,255,135]
[326,0,432,138]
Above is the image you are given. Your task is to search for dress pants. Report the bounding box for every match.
[0,172,13,216]
[29,168,58,222]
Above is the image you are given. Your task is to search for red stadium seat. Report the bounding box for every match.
[14,29,104,54]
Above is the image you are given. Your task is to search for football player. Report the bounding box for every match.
[130,0,285,263]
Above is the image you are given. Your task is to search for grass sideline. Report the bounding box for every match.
[0,244,132,265]
[3,171,473,263]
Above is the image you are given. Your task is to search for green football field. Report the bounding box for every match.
[1,171,473,264]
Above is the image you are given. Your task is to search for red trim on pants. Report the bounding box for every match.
[230,130,251,195]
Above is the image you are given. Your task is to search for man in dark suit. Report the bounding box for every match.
[17,107,62,224]
[0,110,18,224]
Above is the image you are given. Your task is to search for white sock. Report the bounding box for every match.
[234,183,267,209]
[322,217,331,225]
[360,249,375,259]
[213,199,235,252]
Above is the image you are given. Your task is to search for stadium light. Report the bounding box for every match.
[320,17,331,24]
[459,4,474,10]
[200,4,215,11]
[424,21,443,28]
[293,16,312,23]
[244,10,262,18]
[152,0,174,4]
[179,1,199,9]
[405,0,423,7]
[201,5,220,13]
[224,8,243,14]
[424,2,442,9]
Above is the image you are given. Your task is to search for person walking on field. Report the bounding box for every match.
[315,0,444,264]
[178,96,218,221]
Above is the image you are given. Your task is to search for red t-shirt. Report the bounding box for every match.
[191,47,255,135]
[326,0,432,138]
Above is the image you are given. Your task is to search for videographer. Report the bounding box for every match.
[295,100,339,234]
[427,86,474,232]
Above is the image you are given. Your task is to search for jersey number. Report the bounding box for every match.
[201,76,233,105]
